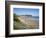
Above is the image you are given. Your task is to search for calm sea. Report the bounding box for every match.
[27,16,39,21]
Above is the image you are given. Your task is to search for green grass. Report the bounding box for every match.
[13,21,27,29]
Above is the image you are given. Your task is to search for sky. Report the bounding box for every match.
[13,8,39,16]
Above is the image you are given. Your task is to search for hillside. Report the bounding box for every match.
[14,14,39,29]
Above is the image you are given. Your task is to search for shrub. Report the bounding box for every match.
[13,13,20,22]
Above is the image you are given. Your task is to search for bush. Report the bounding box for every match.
[13,13,20,22]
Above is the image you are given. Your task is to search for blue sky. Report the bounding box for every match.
[13,8,39,16]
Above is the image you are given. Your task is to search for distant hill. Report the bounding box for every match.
[17,15,32,17]
[17,15,39,18]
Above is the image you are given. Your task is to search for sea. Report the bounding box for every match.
[26,16,39,21]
